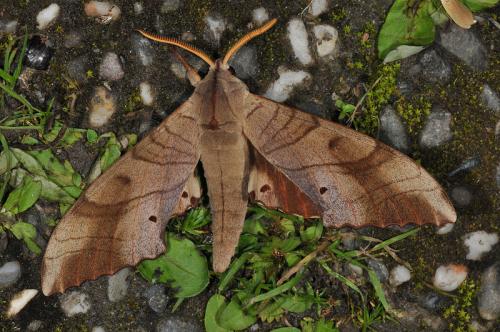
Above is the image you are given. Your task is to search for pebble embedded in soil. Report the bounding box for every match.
[204,14,226,46]
[389,265,411,287]
[418,49,451,83]
[252,7,269,26]
[228,45,258,79]
[60,291,92,317]
[433,264,468,292]
[379,106,410,153]
[140,82,154,106]
[463,231,498,261]
[133,2,144,15]
[419,108,452,149]
[92,326,106,332]
[36,3,60,30]
[309,0,330,17]
[437,24,488,71]
[27,320,43,331]
[481,84,500,112]
[24,35,54,71]
[161,0,181,13]
[99,52,125,81]
[6,289,38,318]
[477,262,500,320]
[264,68,311,102]
[156,316,204,332]
[450,186,472,207]
[312,24,339,58]
[144,284,168,313]
[367,259,389,283]
[287,18,313,65]
[107,267,131,302]
[132,34,155,67]
[84,1,121,22]
[64,31,83,48]
[89,86,116,128]
[0,19,18,35]
[0,261,21,288]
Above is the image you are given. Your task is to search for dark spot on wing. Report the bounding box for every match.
[182,191,189,198]
[149,215,157,222]
[260,184,271,193]
[320,187,328,195]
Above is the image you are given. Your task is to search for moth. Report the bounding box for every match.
[41,19,456,296]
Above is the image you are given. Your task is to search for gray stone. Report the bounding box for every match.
[367,259,389,283]
[28,320,43,331]
[107,268,131,302]
[419,49,451,83]
[161,0,181,13]
[64,31,82,48]
[419,292,449,312]
[132,34,154,67]
[0,261,21,288]
[437,24,488,71]
[66,56,89,83]
[60,291,91,317]
[379,106,410,153]
[450,186,472,207]
[419,109,452,149]
[481,84,500,112]
[228,45,258,80]
[99,52,125,81]
[144,284,168,313]
[156,317,203,332]
[477,262,500,320]
[204,14,226,46]
[0,19,18,35]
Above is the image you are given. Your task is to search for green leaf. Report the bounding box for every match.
[205,295,231,332]
[281,294,314,313]
[61,128,84,146]
[9,221,41,254]
[11,148,47,177]
[137,233,209,298]
[100,136,122,172]
[0,150,18,175]
[270,328,301,332]
[247,271,304,305]
[28,149,76,187]
[86,129,99,143]
[368,269,391,312]
[10,169,75,204]
[180,207,211,235]
[300,222,323,242]
[383,45,426,63]
[17,178,42,212]
[462,0,499,11]
[218,297,257,330]
[218,251,252,292]
[378,0,435,59]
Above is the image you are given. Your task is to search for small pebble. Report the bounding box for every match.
[140,82,154,106]
[348,263,363,276]
[312,24,339,58]
[379,106,410,153]
[144,284,168,313]
[309,0,329,17]
[64,31,83,48]
[161,0,181,13]
[481,84,500,112]
[132,34,154,67]
[433,264,468,291]
[27,320,43,331]
[84,1,121,23]
[60,291,91,317]
[419,49,451,83]
[477,262,500,320]
[463,231,498,261]
[36,3,60,30]
[92,327,106,332]
[389,265,411,287]
[437,223,454,235]
[448,156,481,177]
[156,317,203,332]
[0,19,18,35]
[419,109,452,149]
[204,15,226,46]
[107,267,131,302]
[287,18,313,65]
[228,45,258,79]
[89,86,116,128]
[367,259,389,283]
[0,261,21,288]
[25,35,54,71]
[133,2,144,15]
[99,52,124,81]
[264,68,311,102]
[252,7,269,26]
[450,186,472,207]
[6,289,38,318]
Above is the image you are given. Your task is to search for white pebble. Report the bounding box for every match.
[99,52,124,81]
[170,62,187,80]
[437,223,455,235]
[140,82,154,106]
[0,20,18,35]
[6,289,38,318]
[287,19,313,65]
[92,327,106,332]
[36,3,60,30]
[264,69,311,102]
[389,265,411,287]
[89,87,116,128]
[313,24,339,58]
[84,1,121,22]
[60,291,91,317]
[309,0,329,17]
[0,261,22,288]
[463,231,498,260]
[107,267,131,302]
[204,15,226,45]
[433,264,468,291]
[133,2,144,15]
[252,7,269,26]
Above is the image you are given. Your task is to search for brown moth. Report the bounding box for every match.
[441,0,476,29]
[41,19,456,296]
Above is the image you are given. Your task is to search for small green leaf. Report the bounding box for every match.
[218,298,257,330]
[368,268,391,312]
[11,148,46,177]
[462,0,499,11]
[300,222,323,242]
[100,138,121,172]
[280,294,313,313]
[9,222,41,255]
[205,295,231,332]
[17,178,42,212]
[86,129,99,143]
[61,128,83,146]
[0,150,18,175]
[270,328,301,332]
[20,136,40,145]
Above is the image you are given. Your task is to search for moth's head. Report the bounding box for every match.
[137,19,277,74]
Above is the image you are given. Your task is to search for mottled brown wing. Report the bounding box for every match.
[243,94,456,228]
[41,100,201,296]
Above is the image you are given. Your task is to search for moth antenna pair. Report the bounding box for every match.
[137,18,278,66]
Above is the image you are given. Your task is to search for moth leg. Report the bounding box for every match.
[170,48,201,85]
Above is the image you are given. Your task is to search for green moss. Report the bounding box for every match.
[395,96,432,134]
[357,63,400,135]
[443,279,478,332]
[124,89,143,113]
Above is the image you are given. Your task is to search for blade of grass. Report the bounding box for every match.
[368,228,418,253]
[246,271,304,306]
[319,260,365,301]
[11,33,28,86]
[218,251,252,292]
[367,269,391,312]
